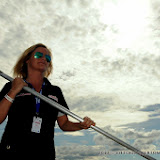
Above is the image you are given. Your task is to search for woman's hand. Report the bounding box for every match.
[10,78,28,96]
[80,116,96,129]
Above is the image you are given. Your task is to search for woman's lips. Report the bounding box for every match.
[38,61,46,65]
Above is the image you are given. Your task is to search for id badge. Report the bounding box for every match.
[31,116,42,133]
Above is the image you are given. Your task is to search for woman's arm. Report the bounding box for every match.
[57,115,95,131]
[0,78,27,124]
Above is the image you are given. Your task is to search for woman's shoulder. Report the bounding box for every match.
[44,78,62,91]
[48,84,62,92]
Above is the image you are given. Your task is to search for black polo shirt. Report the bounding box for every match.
[0,78,69,160]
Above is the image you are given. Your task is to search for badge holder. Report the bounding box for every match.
[31,116,42,133]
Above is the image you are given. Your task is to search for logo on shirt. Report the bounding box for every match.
[48,95,58,102]
[16,93,31,97]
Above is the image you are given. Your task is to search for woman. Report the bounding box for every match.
[0,43,95,160]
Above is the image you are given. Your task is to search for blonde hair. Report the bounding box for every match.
[13,43,53,78]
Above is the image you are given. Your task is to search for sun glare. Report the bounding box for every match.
[100,0,151,48]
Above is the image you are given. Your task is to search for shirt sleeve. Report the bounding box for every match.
[56,86,69,115]
[0,82,12,101]
[57,112,65,117]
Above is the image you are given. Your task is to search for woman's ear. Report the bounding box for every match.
[26,59,29,64]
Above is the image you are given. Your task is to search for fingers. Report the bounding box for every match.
[80,116,96,129]
[11,78,28,94]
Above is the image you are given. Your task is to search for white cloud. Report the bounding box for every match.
[0,0,159,107]
[69,109,149,129]
[55,144,105,160]
[63,131,84,137]
[94,126,160,151]
[66,93,151,129]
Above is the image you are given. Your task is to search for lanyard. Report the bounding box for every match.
[35,89,42,115]
[24,79,45,115]
[34,82,45,115]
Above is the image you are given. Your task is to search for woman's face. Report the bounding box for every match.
[26,47,50,74]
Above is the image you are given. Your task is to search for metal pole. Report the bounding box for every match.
[0,70,156,160]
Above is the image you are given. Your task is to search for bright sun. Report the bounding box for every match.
[100,0,151,48]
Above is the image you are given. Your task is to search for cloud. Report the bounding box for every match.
[140,104,160,112]
[69,94,115,111]
[62,93,151,129]
[55,144,104,160]
[59,70,76,81]
[67,108,149,129]
[89,48,160,79]
[94,126,160,152]
[150,0,160,23]
[119,103,160,130]
[121,118,160,131]
[64,131,84,137]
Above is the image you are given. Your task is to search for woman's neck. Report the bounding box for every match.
[26,72,44,92]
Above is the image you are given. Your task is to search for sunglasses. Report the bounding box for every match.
[34,52,51,62]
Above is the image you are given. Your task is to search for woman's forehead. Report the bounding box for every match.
[34,47,49,53]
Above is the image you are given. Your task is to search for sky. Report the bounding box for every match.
[0,0,160,159]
